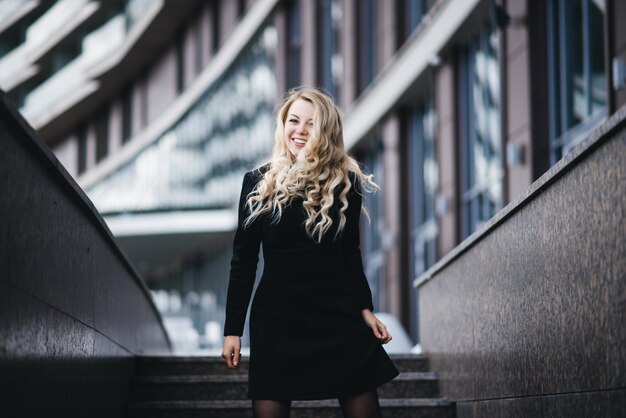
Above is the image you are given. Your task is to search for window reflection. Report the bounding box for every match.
[409,99,438,277]
[407,97,438,340]
[317,0,342,98]
[147,246,246,354]
[460,19,503,238]
[398,0,438,42]
[86,25,278,214]
[547,0,606,162]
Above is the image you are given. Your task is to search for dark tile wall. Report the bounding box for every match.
[456,388,626,418]
[0,92,171,416]
[417,108,626,414]
[0,282,136,417]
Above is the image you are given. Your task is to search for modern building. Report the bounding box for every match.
[1,0,625,356]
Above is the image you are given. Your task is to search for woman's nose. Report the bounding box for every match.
[296,123,308,135]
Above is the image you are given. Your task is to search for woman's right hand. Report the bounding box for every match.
[221,335,241,368]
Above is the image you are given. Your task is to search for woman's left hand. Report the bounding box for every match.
[361,309,392,344]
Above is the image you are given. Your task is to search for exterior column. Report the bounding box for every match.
[300,0,316,87]
[435,61,457,257]
[504,0,533,201]
[340,0,356,108]
[378,0,397,66]
[381,115,402,319]
[274,6,287,95]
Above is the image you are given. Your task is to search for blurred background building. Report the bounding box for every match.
[1,0,623,355]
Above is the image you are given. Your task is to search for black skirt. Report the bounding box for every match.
[224,167,399,400]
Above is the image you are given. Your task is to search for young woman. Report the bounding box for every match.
[222,87,399,418]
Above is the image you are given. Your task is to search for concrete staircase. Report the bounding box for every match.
[126,354,455,417]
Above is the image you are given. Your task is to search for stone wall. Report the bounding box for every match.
[0,90,171,417]
[416,106,626,416]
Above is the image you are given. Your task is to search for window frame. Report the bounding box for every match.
[406,96,438,340]
[458,19,504,239]
[546,0,607,164]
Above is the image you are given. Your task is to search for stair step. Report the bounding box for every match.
[134,353,429,376]
[127,398,455,418]
[127,354,455,417]
[379,372,439,398]
[130,372,440,401]
[386,354,430,372]
[132,371,437,384]
[135,356,249,375]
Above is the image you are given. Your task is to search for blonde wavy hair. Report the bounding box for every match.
[243,87,378,243]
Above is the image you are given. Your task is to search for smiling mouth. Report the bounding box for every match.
[292,138,307,145]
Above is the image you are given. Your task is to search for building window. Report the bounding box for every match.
[194,14,204,74]
[547,0,606,163]
[0,23,26,58]
[121,84,133,143]
[359,138,385,311]
[95,104,110,162]
[397,0,437,44]
[316,0,341,99]
[77,124,88,175]
[458,19,503,239]
[285,0,301,89]
[238,0,246,17]
[355,0,376,96]
[51,43,79,73]
[9,86,28,109]
[85,24,278,214]
[140,76,148,128]
[211,0,221,51]
[406,98,438,338]
[175,28,185,93]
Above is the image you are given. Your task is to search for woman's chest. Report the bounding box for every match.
[261,197,340,245]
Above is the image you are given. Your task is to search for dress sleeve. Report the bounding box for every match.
[223,171,263,336]
[341,176,375,312]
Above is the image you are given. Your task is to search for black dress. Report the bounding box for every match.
[223,166,399,400]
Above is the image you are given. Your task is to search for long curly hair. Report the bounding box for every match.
[243,87,378,243]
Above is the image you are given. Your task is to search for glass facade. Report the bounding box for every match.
[285,0,301,90]
[398,0,438,43]
[407,98,438,339]
[18,0,146,122]
[547,0,606,163]
[0,0,30,29]
[86,25,279,214]
[77,123,87,174]
[316,0,342,99]
[95,104,109,163]
[356,0,376,96]
[459,19,503,239]
[125,0,158,29]
[148,245,263,352]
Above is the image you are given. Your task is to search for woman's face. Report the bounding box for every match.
[284,98,315,157]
